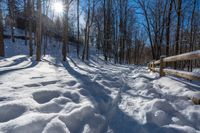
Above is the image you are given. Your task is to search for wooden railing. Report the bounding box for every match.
[148,50,200,81]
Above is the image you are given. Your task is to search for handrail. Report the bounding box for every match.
[164,50,200,63]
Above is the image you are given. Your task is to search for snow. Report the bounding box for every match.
[0,39,200,132]
[193,68,200,74]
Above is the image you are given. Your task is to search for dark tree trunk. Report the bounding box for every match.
[189,0,196,72]
[36,0,42,61]
[166,0,173,56]
[28,0,33,56]
[77,0,80,57]
[175,0,182,55]
[8,0,16,42]
[174,0,182,69]
[0,4,4,57]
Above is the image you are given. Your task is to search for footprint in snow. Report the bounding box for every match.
[30,76,45,79]
[0,97,8,102]
[40,80,60,86]
[12,86,23,89]
[63,92,80,103]
[37,102,63,113]
[65,80,77,87]
[32,91,61,104]
[0,104,26,122]
[24,83,41,88]
[79,89,90,96]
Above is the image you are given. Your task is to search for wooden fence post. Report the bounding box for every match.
[152,61,154,72]
[160,56,166,77]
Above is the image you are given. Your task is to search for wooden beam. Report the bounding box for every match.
[164,69,200,81]
[163,50,200,63]
[154,60,160,65]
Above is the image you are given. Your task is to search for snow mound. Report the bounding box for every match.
[42,118,70,133]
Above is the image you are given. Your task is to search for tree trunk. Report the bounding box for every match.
[166,0,173,56]
[103,0,108,61]
[24,0,27,46]
[189,0,196,72]
[174,0,182,69]
[62,2,69,61]
[138,0,155,59]
[0,2,4,57]
[77,0,80,57]
[175,0,182,55]
[28,0,33,56]
[8,0,16,42]
[36,0,42,61]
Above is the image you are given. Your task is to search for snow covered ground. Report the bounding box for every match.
[0,39,200,133]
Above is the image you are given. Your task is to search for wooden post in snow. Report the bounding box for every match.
[159,56,165,77]
[152,61,155,72]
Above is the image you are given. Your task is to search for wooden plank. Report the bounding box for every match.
[164,69,200,81]
[159,56,165,77]
[154,60,160,65]
[163,50,200,63]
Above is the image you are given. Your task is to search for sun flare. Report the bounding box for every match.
[53,1,64,14]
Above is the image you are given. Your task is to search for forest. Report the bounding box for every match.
[0,0,199,64]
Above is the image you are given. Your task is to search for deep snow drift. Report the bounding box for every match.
[0,38,200,133]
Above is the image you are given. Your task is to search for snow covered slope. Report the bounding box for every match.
[0,54,200,133]
[0,37,200,133]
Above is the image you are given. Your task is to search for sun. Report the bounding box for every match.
[53,1,64,14]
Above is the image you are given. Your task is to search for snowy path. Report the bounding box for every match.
[0,55,200,133]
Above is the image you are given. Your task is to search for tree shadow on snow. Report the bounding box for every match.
[62,61,112,114]
[108,105,186,133]
[0,56,30,68]
[61,61,186,133]
[168,76,200,91]
[0,58,38,76]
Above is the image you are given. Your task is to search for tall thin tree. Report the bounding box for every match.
[28,0,33,56]
[77,0,80,57]
[0,0,4,56]
[36,0,42,61]
[166,0,173,56]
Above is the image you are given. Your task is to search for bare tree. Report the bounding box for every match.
[77,0,80,57]
[82,0,95,61]
[174,0,182,68]
[62,1,69,61]
[0,0,4,56]
[166,0,173,56]
[174,0,182,55]
[28,0,34,56]
[36,0,42,61]
[138,0,155,59]
[188,0,197,71]
[8,0,16,42]
[62,0,73,61]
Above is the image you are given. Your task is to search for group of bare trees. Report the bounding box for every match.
[0,0,40,59]
[0,0,199,66]
[83,0,139,64]
[138,0,200,58]
[138,0,200,70]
